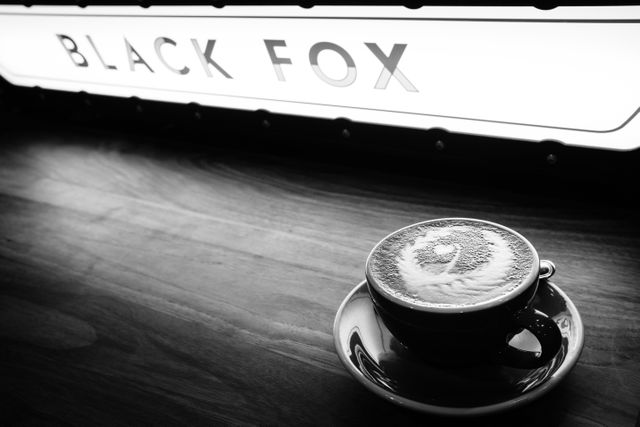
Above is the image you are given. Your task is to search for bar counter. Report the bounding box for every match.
[0,122,638,426]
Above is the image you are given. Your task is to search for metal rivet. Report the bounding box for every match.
[546,153,558,165]
[135,104,143,113]
[341,128,350,139]
[261,119,271,129]
[194,111,202,120]
[435,140,445,151]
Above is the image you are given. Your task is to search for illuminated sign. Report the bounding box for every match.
[0,5,639,150]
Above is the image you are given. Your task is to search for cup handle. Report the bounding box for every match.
[497,307,562,369]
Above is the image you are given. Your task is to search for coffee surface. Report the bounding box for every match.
[367,219,536,308]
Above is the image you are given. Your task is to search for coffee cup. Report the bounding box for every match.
[365,218,562,369]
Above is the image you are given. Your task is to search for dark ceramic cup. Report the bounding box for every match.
[365,218,562,369]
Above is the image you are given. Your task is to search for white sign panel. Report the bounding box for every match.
[0,5,639,150]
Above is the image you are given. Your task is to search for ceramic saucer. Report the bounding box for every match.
[333,280,584,416]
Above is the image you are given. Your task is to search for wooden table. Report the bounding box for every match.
[0,123,638,426]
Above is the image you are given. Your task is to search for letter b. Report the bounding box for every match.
[56,34,88,67]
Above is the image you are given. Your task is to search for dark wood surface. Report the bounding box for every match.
[0,124,638,426]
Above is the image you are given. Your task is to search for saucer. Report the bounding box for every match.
[333,280,584,416]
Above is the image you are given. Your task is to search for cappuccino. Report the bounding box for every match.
[367,219,537,309]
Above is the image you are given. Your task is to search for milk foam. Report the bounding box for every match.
[368,220,536,308]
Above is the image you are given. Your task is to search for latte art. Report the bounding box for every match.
[397,227,515,304]
[367,219,537,308]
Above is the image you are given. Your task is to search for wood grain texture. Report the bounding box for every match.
[0,125,638,426]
